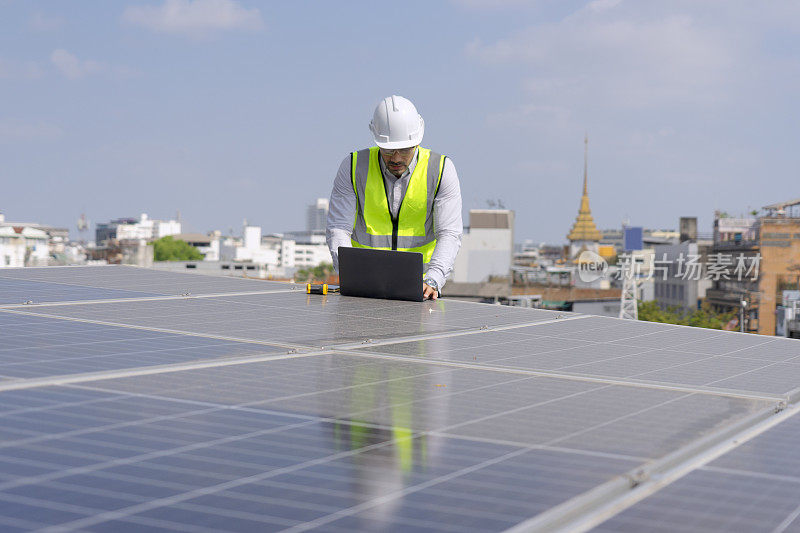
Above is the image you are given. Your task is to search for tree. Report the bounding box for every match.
[151,236,204,262]
[638,300,735,330]
[295,262,334,282]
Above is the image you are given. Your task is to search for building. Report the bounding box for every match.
[0,213,70,260]
[0,225,49,267]
[680,216,698,242]
[306,198,329,232]
[0,212,87,267]
[150,260,270,278]
[264,231,331,269]
[450,209,514,284]
[567,136,602,260]
[572,298,621,317]
[706,200,800,335]
[601,224,685,303]
[85,239,153,267]
[170,232,221,261]
[600,228,680,253]
[649,217,712,312]
[295,244,331,269]
[653,241,713,311]
[513,241,540,268]
[776,290,800,338]
[0,213,67,267]
[540,244,566,263]
[705,213,762,332]
[95,213,181,244]
[220,225,280,266]
[217,224,332,278]
[752,204,800,335]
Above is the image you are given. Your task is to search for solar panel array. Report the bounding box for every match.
[1,265,799,531]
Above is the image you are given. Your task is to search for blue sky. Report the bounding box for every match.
[2,0,799,243]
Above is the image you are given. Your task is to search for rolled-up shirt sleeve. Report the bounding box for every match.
[425,157,463,291]
[326,155,355,272]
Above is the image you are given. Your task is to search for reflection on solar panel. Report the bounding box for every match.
[0,265,799,532]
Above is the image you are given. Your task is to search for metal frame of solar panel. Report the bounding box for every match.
[1,265,800,532]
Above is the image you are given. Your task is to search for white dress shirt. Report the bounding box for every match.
[326,148,463,290]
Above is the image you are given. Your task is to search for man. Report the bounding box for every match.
[326,95,463,300]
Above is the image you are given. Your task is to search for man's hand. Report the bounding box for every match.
[423,283,438,300]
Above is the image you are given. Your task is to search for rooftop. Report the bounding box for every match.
[763,197,800,212]
[171,232,213,244]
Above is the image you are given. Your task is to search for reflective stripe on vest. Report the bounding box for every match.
[350,146,445,264]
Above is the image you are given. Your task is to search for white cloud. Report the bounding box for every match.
[122,0,264,35]
[0,119,63,142]
[50,49,102,79]
[468,10,734,109]
[458,1,800,241]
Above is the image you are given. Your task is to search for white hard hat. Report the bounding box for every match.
[369,95,424,149]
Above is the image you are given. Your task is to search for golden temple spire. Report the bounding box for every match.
[583,133,588,196]
[567,134,602,242]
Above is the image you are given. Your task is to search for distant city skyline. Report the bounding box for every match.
[2,0,799,243]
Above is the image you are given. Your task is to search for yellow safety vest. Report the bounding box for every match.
[350,146,446,264]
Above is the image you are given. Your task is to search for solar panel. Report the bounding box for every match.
[353,323,800,397]
[0,313,283,380]
[595,410,800,532]
[0,266,798,531]
[0,383,642,531]
[18,293,571,348]
[66,354,769,457]
[0,278,159,305]
[0,266,291,303]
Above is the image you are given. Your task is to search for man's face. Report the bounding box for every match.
[379,146,417,177]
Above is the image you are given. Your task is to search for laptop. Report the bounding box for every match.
[338,247,424,302]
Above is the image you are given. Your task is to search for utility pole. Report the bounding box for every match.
[740,299,747,333]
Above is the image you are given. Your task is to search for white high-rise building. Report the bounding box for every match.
[243,225,262,251]
[451,210,514,284]
[306,198,329,232]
